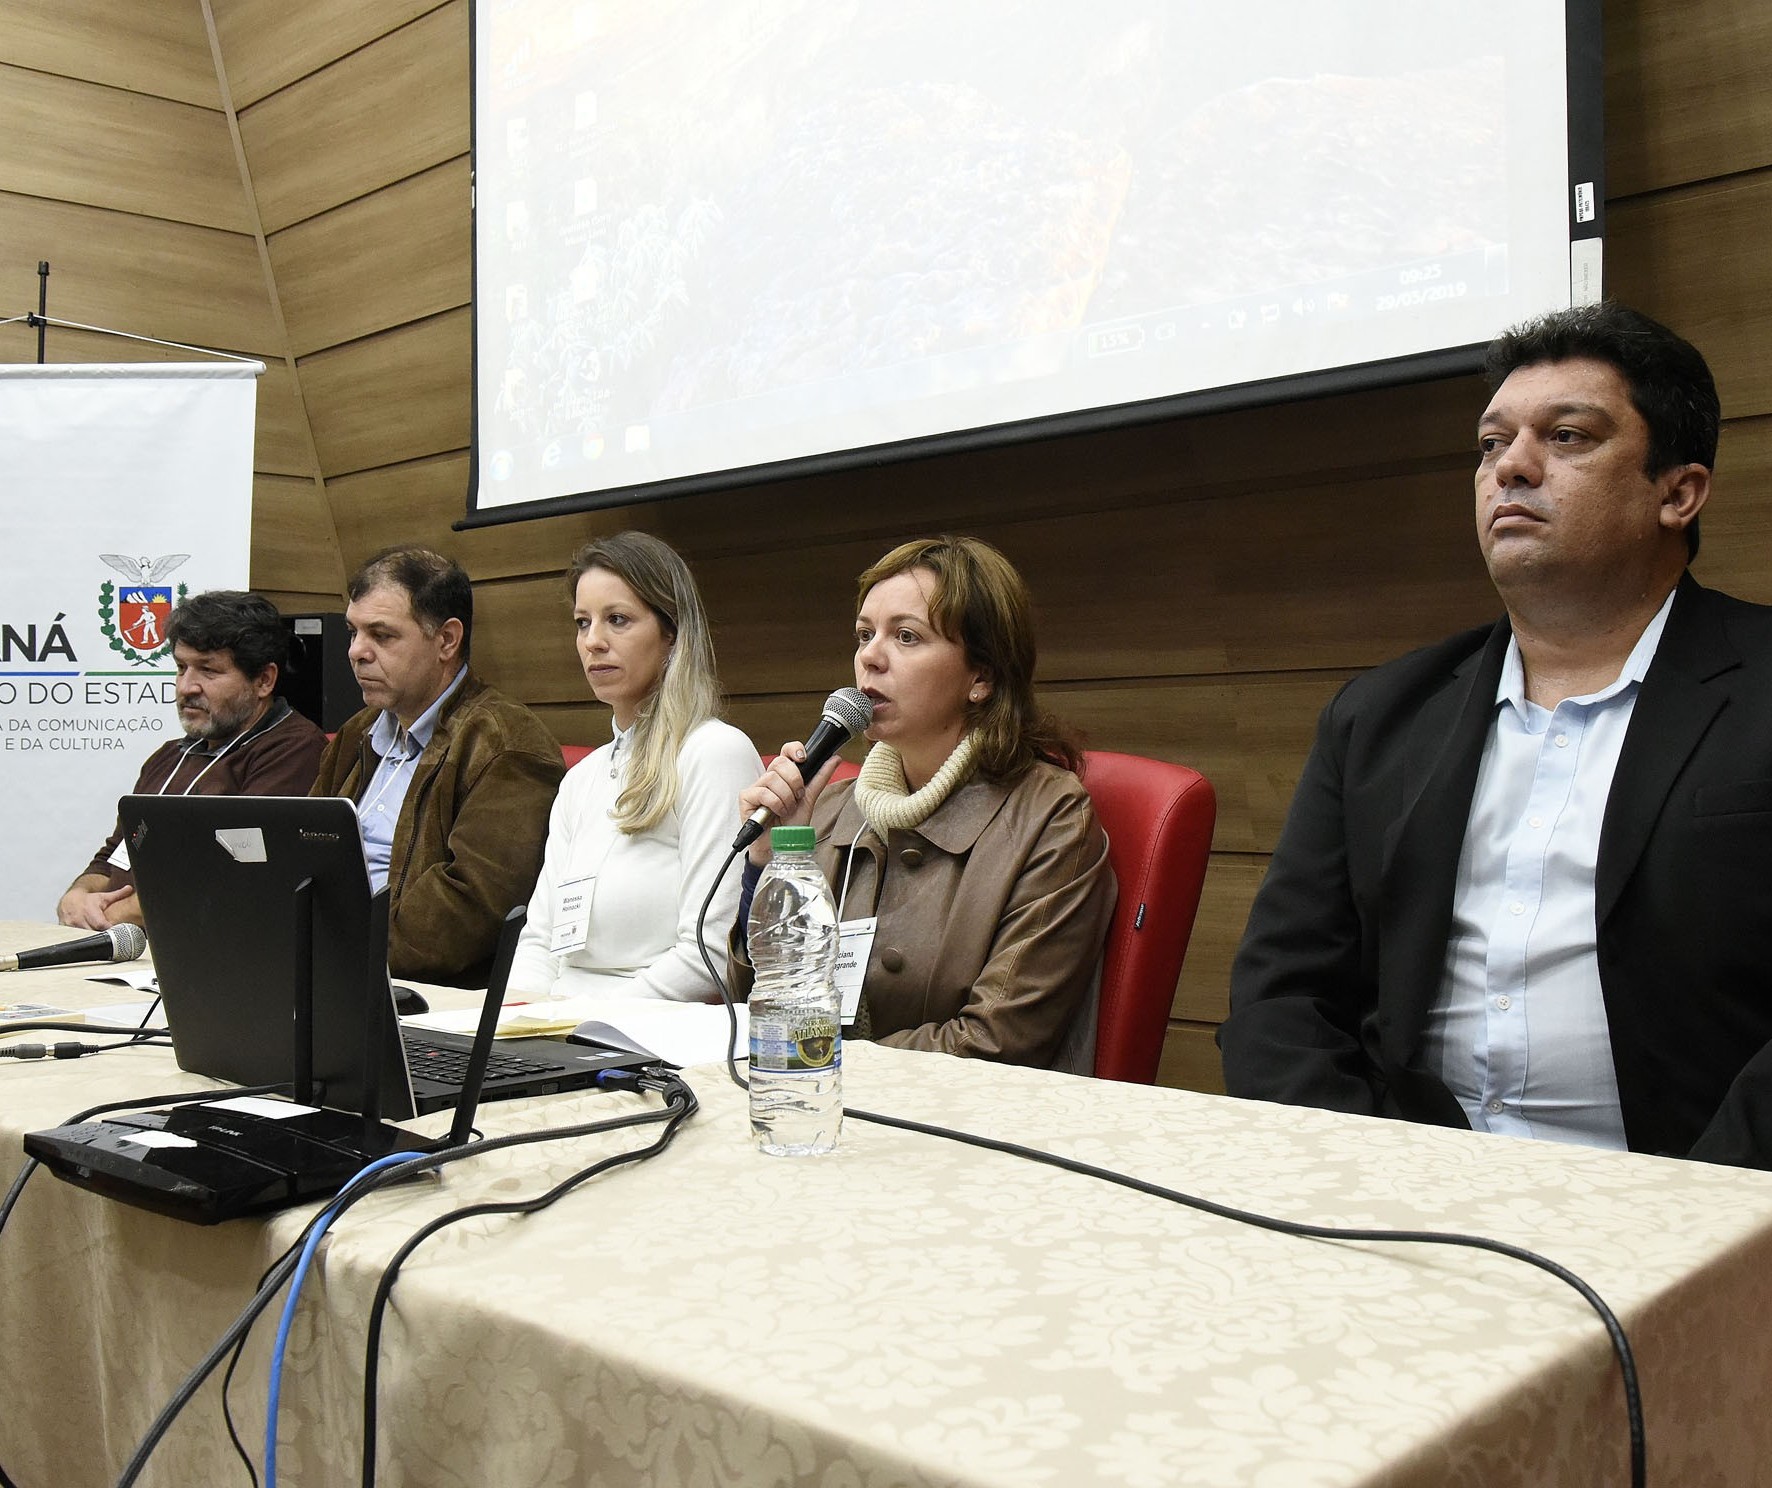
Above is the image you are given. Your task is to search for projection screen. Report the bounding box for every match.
[466,0,1602,524]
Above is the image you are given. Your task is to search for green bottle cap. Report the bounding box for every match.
[770,825,816,851]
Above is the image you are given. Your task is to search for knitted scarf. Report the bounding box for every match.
[852,733,980,835]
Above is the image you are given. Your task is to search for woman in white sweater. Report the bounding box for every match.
[507,533,761,1001]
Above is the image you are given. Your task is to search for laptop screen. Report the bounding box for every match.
[121,794,417,1120]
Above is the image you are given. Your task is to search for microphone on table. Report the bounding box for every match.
[1,923,148,973]
[734,686,874,850]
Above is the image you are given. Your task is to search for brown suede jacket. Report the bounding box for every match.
[311,671,564,987]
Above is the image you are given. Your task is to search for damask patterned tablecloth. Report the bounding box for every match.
[3,923,1772,1487]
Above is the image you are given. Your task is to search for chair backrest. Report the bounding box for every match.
[1079,750,1216,1084]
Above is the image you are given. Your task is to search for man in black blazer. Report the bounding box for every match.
[1221,302,1772,1169]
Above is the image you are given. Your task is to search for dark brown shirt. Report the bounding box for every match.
[83,699,329,887]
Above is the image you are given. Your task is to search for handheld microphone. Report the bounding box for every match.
[1,923,148,973]
[734,686,873,849]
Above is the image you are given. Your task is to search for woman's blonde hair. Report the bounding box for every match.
[567,532,721,833]
[856,535,1081,782]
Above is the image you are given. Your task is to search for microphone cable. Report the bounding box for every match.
[845,1102,1646,1488]
[110,1080,698,1488]
[693,840,751,1091]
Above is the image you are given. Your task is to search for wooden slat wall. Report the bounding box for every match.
[6,0,1772,1094]
[0,2,343,599]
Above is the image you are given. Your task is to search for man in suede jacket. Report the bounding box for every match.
[312,547,562,987]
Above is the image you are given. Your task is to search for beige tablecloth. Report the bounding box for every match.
[3,922,1772,1487]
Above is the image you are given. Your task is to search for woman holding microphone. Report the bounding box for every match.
[508,532,761,1001]
[738,535,1115,1071]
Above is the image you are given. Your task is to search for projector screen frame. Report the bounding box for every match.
[459,0,1603,531]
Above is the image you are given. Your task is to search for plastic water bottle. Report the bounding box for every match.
[747,825,841,1155]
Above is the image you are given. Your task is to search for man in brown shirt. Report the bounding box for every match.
[56,590,327,930]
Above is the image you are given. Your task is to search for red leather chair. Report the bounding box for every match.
[560,743,593,769]
[1080,750,1217,1084]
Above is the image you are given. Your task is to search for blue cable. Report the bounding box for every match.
[264,1155,415,1487]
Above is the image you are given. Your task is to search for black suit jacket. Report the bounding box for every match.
[1221,576,1772,1168]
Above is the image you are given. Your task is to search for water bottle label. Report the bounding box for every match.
[750,1022,842,1074]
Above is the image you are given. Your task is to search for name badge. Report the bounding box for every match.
[549,876,597,955]
[108,839,131,872]
[835,915,877,1024]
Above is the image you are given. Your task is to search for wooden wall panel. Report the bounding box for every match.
[234,1,467,233]
[250,473,341,598]
[298,308,469,475]
[0,193,276,354]
[469,467,1494,708]
[1690,417,1772,604]
[0,4,345,608]
[1607,174,1772,421]
[1156,1024,1227,1096]
[1048,678,1348,855]
[252,358,318,478]
[258,589,348,613]
[1605,0,1772,198]
[1,0,219,106]
[327,452,471,568]
[0,64,246,230]
[1174,858,1265,1026]
[463,371,1486,580]
[209,0,445,109]
[330,450,610,580]
[268,158,469,357]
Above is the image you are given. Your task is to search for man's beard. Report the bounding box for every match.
[179,694,257,743]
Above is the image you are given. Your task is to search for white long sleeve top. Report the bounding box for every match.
[507,717,761,1001]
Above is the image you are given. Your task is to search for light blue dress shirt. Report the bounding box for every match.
[358,666,466,893]
[1421,592,1676,1150]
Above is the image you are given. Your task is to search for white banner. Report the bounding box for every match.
[0,362,260,920]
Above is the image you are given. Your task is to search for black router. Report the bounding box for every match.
[28,795,660,1224]
[24,898,525,1226]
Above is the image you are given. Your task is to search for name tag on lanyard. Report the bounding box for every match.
[834,916,877,1023]
[549,876,598,954]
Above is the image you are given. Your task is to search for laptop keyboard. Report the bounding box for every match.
[401,1032,571,1083]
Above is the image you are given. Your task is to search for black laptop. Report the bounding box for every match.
[112,793,642,1118]
[23,795,658,1223]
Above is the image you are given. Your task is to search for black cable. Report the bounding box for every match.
[111,1093,699,1488]
[0,1019,170,1042]
[849,1103,1646,1488]
[0,1082,285,1488]
[0,1019,172,1066]
[217,1180,376,1488]
[0,1035,173,1061]
[357,1074,697,1488]
[692,839,749,1090]
[218,1337,260,1488]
